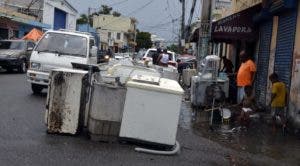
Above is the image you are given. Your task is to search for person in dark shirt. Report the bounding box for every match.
[221,56,234,74]
[152,48,161,65]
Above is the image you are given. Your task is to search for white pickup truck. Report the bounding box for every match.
[27,29,98,93]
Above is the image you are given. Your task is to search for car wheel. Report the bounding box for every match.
[18,60,27,73]
[6,67,13,73]
[31,83,43,94]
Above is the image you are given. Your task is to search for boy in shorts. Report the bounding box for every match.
[269,73,287,133]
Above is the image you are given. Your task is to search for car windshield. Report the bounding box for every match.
[0,41,25,50]
[35,32,87,57]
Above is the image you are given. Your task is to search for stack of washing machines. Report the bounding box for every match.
[46,66,184,148]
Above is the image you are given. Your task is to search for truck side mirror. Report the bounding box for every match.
[90,46,98,57]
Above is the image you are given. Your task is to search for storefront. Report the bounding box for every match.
[210,4,261,103]
[211,4,261,69]
[0,13,50,40]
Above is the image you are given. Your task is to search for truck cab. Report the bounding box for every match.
[27,30,98,94]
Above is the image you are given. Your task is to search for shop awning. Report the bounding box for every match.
[211,4,261,43]
[22,28,43,41]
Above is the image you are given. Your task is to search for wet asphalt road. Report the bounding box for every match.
[0,71,298,166]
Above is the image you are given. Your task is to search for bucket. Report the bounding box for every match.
[220,108,231,124]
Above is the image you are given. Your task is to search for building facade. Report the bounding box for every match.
[210,0,300,128]
[232,0,262,12]
[43,0,77,30]
[0,0,49,39]
[0,0,77,39]
[93,15,136,52]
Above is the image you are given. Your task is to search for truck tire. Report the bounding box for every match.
[31,83,43,94]
[18,60,27,73]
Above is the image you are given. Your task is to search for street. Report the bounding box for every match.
[0,71,299,166]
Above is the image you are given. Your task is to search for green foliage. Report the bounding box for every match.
[112,11,121,17]
[167,44,180,53]
[136,32,152,50]
[76,14,94,26]
[99,5,113,15]
[76,14,88,24]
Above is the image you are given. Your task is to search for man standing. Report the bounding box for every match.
[152,48,161,65]
[236,50,256,104]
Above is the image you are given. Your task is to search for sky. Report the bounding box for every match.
[68,0,201,43]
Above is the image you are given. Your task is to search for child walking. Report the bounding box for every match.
[269,73,287,134]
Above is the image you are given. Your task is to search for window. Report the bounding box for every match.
[36,32,88,57]
[117,33,121,40]
[108,32,111,39]
[89,39,95,48]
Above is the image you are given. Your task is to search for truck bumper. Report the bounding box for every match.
[27,70,49,86]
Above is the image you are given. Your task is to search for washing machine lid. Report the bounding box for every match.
[127,75,184,95]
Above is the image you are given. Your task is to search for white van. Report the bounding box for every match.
[27,30,98,93]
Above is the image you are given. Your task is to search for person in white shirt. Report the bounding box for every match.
[157,49,169,67]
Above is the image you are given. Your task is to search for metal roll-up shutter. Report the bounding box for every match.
[54,8,66,30]
[255,20,273,105]
[274,9,297,87]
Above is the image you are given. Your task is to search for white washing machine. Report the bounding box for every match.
[46,68,88,134]
[119,75,184,146]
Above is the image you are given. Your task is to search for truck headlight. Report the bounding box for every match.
[104,55,109,59]
[30,62,41,69]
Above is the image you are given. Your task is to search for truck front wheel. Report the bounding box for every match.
[31,83,44,94]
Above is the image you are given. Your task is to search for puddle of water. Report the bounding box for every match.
[179,101,300,164]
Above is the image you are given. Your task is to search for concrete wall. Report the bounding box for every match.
[43,0,77,30]
[289,1,300,128]
[93,15,134,32]
[232,0,262,13]
[94,15,136,51]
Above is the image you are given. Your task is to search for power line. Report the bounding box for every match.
[108,0,129,7]
[142,17,180,30]
[98,0,154,28]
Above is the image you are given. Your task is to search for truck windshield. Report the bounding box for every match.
[0,41,25,50]
[35,32,87,57]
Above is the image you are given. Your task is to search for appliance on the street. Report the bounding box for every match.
[182,68,197,87]
[88,80,127,142]
[45,68,88,134]
[191,55,229,107]
[106,64,161,84]
[152,65,179,81]
[119,75,184,148]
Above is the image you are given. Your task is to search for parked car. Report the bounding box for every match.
[97,50,111,63]
[143,48,177,67]
[0,39,35,73]
[27,29,98,94]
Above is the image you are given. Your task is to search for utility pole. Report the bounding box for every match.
[87,7,91,32]
[197,0,212,70]
[179,0,185,51]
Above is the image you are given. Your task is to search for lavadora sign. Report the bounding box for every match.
[211,4,261,42]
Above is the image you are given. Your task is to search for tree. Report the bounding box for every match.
[99,5,113,15]
[167,44,180,53]
[136,31,152,50]
[76,14,88,24]
[112,11,121,17]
